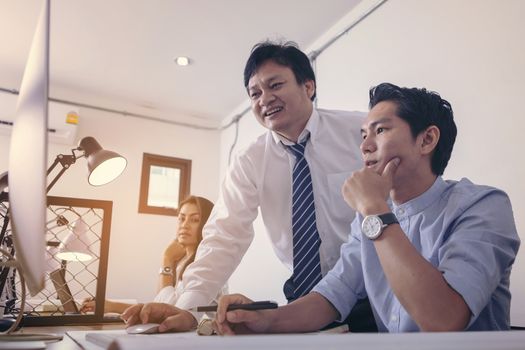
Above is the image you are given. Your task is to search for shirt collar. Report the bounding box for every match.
[271,108,319,147]
[391,176,448,216]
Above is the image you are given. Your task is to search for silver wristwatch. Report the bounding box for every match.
[361,213,399,240]
[159,266,173,276]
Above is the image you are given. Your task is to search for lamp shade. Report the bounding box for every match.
[55,219,93,262]
[78,136,127,186]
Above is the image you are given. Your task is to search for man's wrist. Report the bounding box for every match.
[361,201,390,216]
[163,256,176,265]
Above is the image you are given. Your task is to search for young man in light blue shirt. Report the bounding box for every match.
[214,82,521,333]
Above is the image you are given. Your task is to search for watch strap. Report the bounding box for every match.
[378,212,398,226]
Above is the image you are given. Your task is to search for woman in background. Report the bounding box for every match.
[81,195,216,313]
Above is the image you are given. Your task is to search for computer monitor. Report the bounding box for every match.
[0,1,60,340]
[6,0,50,296]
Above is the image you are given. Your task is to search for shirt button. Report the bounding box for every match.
[396,208,405,216]
[391,315,398,322]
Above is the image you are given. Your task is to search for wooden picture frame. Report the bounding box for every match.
[138,153,191,216]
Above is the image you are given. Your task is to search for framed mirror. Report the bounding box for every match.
[138,153,191,216]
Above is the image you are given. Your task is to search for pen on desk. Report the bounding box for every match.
[189,300,278,312]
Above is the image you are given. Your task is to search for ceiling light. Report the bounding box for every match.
[175,56,190,66]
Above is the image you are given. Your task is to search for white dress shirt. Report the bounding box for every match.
[154,284,228,305]
[176,108,365,309]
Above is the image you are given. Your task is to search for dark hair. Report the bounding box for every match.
[176,195,214,279]
[243,41,316,101]
[368,83,457,175]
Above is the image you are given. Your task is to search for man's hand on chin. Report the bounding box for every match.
[341,158,399,214]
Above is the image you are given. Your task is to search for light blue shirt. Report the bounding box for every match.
[313,177,520,332]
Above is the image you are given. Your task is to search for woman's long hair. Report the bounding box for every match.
[177,195,214,279]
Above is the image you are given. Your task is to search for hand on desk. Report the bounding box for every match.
[80,297,96,313]
[214,293,274,335]
[80,297,131,314]
[121,302,197,333]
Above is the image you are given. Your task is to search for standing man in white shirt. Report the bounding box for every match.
[122,41,369,332]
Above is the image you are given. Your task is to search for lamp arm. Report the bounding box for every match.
[46,148,83,194]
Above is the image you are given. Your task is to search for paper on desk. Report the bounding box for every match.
[66,330,198,350]
[67,330,124,350]
[109,332,199,350]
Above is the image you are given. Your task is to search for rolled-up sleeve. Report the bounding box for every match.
[438,189,520,327]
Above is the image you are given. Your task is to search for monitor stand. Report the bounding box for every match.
[0,318,15,332]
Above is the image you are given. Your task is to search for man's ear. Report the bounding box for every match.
[304,80,315,100]
[420,125,440,155]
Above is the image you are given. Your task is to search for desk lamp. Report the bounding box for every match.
[55,219,92,262]
[46,136,125,261]
[47,136,127,193]
[0,136,125,334]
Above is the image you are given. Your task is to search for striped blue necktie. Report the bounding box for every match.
[286,136,322,300]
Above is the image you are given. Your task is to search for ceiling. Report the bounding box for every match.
[0,0,362,128]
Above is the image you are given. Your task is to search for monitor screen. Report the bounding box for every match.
[7,0,50,296]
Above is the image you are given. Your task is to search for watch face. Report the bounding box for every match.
[362,215,382,240]
[160,266,173,275]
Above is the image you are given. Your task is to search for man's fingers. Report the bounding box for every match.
[121,303,141,318]
[382,157,400,180]
[214,318,235,335]
[214,294,256,335]
[158,311,197,333]
[121,303,143,325]
[121,303,192,332]
[225,309,260,324]
[216,310,260,335]
[139,304,155,324]
[216,294,253,323]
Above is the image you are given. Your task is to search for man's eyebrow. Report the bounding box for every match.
[248,75,282,91]
[361,117,392,132]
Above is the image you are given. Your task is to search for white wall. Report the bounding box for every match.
[0,105,221,303]
[220,0,525,325]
